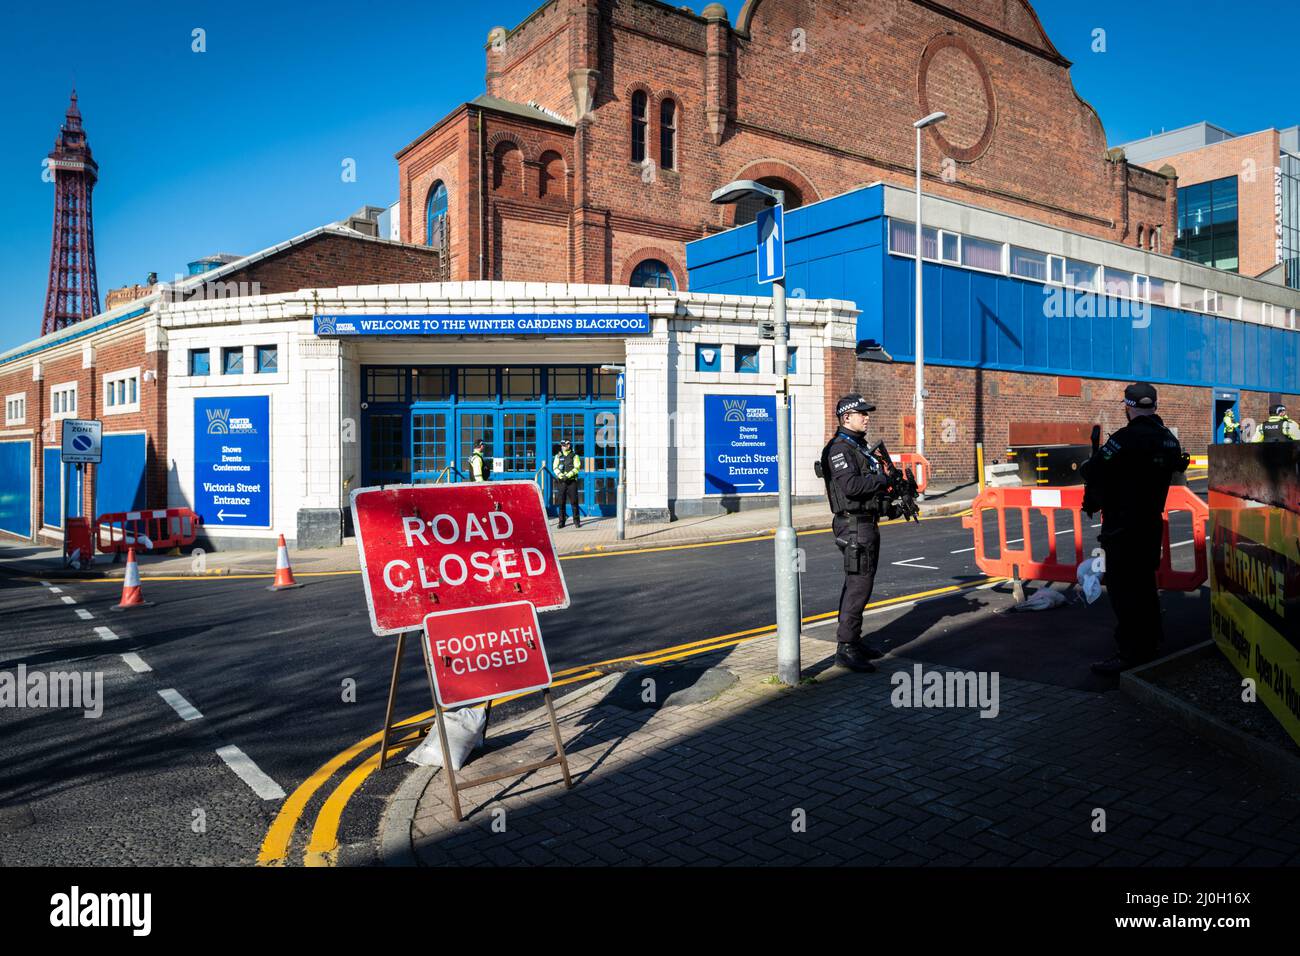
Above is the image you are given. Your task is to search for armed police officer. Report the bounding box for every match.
[819,394,895,673]
[1081,382,1189,675]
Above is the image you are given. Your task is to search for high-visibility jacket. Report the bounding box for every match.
[470,451,490,481]
[1251,415,1300,442]
[1222,413,1238,436]
[553,448,582,480]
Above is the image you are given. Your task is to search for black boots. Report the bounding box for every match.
[835,642,877,673]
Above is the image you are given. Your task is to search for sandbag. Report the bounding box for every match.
[405,707,487,771]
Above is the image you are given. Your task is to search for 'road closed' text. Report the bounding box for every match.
[380,511,550,594]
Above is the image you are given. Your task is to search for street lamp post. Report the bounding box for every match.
[600,364,626,540]
[913,112,947,481]
[710,180,800,686]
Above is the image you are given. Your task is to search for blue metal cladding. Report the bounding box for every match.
[685,184,1300,393]
[96,433,147,516]
[0,441,32,537]
[43,448,61,528]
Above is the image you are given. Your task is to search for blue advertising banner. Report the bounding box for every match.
[704,394,778,495]
[313,313,651,336]
[194,396,270,527]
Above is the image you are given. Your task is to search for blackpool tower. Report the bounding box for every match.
[42,91,100,335]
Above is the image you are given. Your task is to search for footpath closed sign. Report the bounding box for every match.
[423,601,552,707]
[351,480,568,636]
[703,394,778,495]
[194,396,271,527]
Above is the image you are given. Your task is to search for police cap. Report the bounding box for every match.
[836,394,876,417]
[1273,403,1287,416]
[1123,382,1158,409]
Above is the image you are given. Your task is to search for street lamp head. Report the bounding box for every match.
[914,111,948,129]
[599,364,624,373]
[710,179,783,207]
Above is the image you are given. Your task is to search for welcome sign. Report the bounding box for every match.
[313,313,651,336]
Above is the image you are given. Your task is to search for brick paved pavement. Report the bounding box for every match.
[394,587,1300,867]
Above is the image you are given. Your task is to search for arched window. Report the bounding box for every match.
[631,91,648,165]
[660,98,677,170]
[630,259,676,290]
[426,181,448,247]
[493,142,522,192]
[540,151,565,199]
[733,178,803,226]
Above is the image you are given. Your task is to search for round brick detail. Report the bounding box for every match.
[918,35,996,163]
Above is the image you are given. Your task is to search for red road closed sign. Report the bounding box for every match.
[422,601,552,707]
[351,481,569,636]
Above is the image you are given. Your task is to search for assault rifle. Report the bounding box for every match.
[867,440,921,523]
[1081,424,1103,517]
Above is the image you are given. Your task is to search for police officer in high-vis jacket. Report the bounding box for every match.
[1221,408,1239,444]
[469,439,490,481]
[820,394,891,673]
[552,438,583,528]
[1250,404,1300,442]
[1081,382,1189,675]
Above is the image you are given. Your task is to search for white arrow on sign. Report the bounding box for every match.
[734,479,766,491]
[217,510,247,521]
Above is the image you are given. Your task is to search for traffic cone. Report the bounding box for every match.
[112,548,154,610]
[267,534,304,591]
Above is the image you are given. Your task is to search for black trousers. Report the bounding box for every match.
[1101,519,1163,661]
[556,479,581,526]
[833,515,881,646]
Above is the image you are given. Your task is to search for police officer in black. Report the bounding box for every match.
[1081,382,1189,675]
[820,394,891,673]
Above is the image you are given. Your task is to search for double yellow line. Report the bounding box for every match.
[258,572,1003,866]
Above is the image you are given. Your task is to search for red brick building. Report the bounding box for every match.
[395,0,1176,290]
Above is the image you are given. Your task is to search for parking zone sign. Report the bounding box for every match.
[61,419,102,464]
[422,601,553,708]
[350,481,569,637]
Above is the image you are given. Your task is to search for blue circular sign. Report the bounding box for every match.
[72,434,93,452]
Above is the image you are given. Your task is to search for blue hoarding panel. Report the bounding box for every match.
[703,395,777,495]
[43,448,60,528]
[97,433,147,516]
[0,441,31,537]
[194,396,270,527]
[65,461,81,520]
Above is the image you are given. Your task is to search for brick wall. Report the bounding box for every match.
[851,361,1299,483]
[1143,129,1282,279]
[396,0,1175,292]
[174,232,442,300]
[0,322,165,541]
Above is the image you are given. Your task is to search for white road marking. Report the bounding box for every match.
[74,608,93,619]
[216,745,286,801]
[893,557,939,570]
[1090,523,1101,528]
[159,689,203,721]
[48,586,62,594]
[38,580,51,587]
[60,596,75,605]
[94,626,119,641]
[1170,539,1194,548]
[950,546,976,554]
[120,653,152,673]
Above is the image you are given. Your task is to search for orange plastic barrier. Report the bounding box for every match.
[96,508,203,554]
[960,484,1208,590]
[897,453,930,493]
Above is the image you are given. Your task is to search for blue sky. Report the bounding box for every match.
[1,0,1294,353]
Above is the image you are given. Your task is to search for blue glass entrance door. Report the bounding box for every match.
[411,411,451,483]
[455,410,496,482]
[547,408,618,517]
[363,411,409,486]
[499,409,540,482]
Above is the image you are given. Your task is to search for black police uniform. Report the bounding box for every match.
[1080,385,1187,669]
[553,444,582,528]
[821,426,890,648]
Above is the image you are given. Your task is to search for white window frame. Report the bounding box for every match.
[938,230,961,265]
[51,381,78,421]
[5,393,26,426]
[102,367,141,416]
[1047,255,1065,285]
